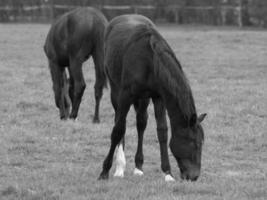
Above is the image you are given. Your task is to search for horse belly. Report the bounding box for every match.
[130,80,159,100]
[57,55,69,67]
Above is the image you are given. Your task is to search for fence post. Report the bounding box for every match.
[133,6,138,14]
[49,0,54,21]
[238,0,243,27]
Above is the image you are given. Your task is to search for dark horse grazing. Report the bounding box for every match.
[44,7,107,122]
[99,15,207,181]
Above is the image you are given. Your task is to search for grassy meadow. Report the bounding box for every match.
[0,24,266,200]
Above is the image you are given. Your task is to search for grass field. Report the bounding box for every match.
[0,24,266,200]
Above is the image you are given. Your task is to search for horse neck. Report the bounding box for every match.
[150,32,196,129]
[161,89,195,132]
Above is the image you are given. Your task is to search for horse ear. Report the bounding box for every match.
[189,114,197,127]
[198,113,207,123]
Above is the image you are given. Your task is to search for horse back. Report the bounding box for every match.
[44,7,107,66]
[105,15,159,96]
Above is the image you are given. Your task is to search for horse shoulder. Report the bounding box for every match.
[122,40,154,90]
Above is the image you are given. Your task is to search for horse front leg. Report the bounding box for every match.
[98,90,132,180]
[152,97,175,182]
[49,61,69,120]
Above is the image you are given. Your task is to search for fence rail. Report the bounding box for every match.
[0,3,266,27]
[0,5,156,12]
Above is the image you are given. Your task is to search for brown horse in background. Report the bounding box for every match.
[99,14,207,181]
[44,7,108,122]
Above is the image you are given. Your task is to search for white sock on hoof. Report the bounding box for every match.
[68,118,77,122]
[113,144,126,178]
[165,174,175,182]
[133,168,144,176]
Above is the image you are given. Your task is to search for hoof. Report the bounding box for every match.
[69,117,77,122]
[165,174,175,182]
[93,117,100,123]
[113,169,124,178]
[60,115,68,120]
[98,172,109,180]
[133,168,144,176]
[114,144,126,178]
[69,113,77,120]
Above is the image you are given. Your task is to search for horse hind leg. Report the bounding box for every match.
[133,99,149,176]
[113,140,126,178]
[93,81,103,123]
[114,98,149,178]
[98,90,132,180]
[49,61,69,119]
[62,70,71,118]
[92,49,106,123]
[111,91,127,178]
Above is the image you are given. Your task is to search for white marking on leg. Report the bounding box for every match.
[113,144,126,178]
[133,168,144,176]
[68,117,78,122]
[165,174,175,182]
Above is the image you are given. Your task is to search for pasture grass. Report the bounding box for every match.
[0,24,266,200]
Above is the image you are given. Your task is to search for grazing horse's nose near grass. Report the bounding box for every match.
[181,168,200,181]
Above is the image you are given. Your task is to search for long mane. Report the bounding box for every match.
[150,30,196,119]
[126,25,196,120]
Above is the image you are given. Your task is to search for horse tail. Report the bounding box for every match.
[43,44,47,56]
[43,41,50,58]
[98,47,108,89]
[149,32,196,118]
[101,63,108,89]
[93,34,108,89]
[99,39,108,88]
[99,23,108,89]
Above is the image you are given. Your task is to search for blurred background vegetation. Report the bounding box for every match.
[0,0,266,27]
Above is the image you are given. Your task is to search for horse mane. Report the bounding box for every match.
[123,24,196,121]
[149,30,196,120]
[122,24,153,52]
